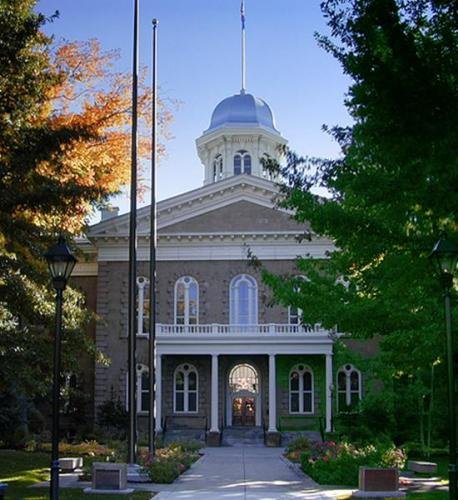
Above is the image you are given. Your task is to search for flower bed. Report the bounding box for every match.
[285,436,311,462]
[139,441,201,483]
[300,441,406,487]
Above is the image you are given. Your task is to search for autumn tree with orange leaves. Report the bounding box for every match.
[0,0,173,442]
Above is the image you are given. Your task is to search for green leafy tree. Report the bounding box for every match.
[0,0,172,441]
[263,0,457,444]
[0,0,96,403]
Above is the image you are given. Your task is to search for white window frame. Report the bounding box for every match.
[136,364,149,414]
[287,275,309,325]
[289,365,314,415]
[174,276,199,325]
[261,153,273,180]
[229,274,258,325]
[213,154,223,182]
[173,364,198,413]
[337,364,362,410]
[288,305,303,325]
[136,276,150,336]
[234,150,251,175]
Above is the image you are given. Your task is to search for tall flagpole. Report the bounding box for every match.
[241,0,246,93]
[148,18,158,456]
[128,0,139,465]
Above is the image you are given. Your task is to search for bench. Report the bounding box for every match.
[60,457,83,472]
[407,460,437,475]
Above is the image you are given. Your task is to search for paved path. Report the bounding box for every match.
[153,447,354,499]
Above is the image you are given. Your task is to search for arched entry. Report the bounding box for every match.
[226,363,261,427]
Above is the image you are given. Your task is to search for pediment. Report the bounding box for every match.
[160,200,306,235]
[88,175,295,240]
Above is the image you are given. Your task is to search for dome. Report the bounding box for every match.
[205,91,279,134]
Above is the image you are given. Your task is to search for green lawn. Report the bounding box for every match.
[0,450,151,499]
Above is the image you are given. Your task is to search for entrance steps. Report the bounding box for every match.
[222,426,265,447]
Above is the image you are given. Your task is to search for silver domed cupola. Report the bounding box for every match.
[196,91,287,185]
[206,92,280,135]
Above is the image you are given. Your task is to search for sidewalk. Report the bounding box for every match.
[153,446,355,499]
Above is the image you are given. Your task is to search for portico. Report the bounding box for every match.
[151,327,335,446]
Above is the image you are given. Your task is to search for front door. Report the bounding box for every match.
[232,397,256,426]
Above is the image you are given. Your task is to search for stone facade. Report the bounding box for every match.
[73,89,379,443]
[161,200,308,234]
[91,257,301,411]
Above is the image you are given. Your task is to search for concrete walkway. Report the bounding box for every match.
[154,447,355,499]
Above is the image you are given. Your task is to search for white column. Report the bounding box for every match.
[325,353,333,432]
[155,354,162,432]
[210,354,219,433]
[268,354,277,432]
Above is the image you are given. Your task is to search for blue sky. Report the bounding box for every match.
[37,0,351,215]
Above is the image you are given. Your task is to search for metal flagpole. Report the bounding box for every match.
[127,0,139,465]
[148,18,158,456]
[241,0,246,93]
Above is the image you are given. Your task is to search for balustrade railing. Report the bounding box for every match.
[152,323,331,335]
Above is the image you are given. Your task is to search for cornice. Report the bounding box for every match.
[196,127,287,151]
[94,235,334,262]
[92,230,319,244]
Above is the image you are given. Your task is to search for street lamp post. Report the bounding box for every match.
[429,235,458,500]
[45,235,77,500]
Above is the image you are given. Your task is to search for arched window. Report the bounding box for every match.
[288,305,302,325]
[213,154,223,182]
[136,364,150,413]
[230,274,258,324]
[289,365,313,414]
[261,153,273,180]
[229,364,258,393]
[234,154,242,175]
[243,154,251,174]
[287,276,308,325]
[136,276,150,335]
[174,364,198,413]
[234,150,251,175]
[337,364,362,411]
[174,276,199,325]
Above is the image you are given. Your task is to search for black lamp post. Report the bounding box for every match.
[45,235,77,500]
[429,235,458,500]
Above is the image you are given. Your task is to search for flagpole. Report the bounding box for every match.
[127,0,139,466]
[148,17,158,457]
[241,0,246,93]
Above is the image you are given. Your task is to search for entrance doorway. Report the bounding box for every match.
[232,397,256,426]
[227,363,261,427]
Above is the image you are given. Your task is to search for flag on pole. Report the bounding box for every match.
[241,0,245,30]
